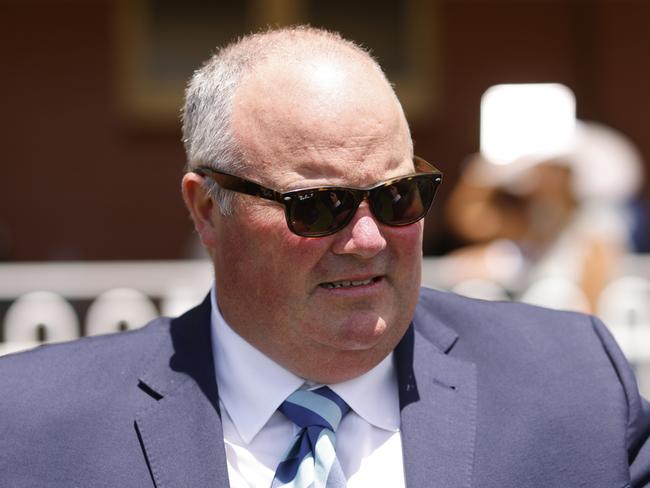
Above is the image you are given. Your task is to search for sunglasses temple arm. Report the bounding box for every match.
[203,170,284,203]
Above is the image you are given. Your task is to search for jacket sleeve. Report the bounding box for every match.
[591,316,650,487]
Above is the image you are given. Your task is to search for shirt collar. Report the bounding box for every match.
[330,351,400,433]
[210,287,303,444]
[210,286,401,444]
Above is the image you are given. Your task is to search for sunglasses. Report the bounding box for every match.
[193,156,442,237]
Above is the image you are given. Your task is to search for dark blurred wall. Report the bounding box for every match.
[0,0,190,261]
[1,0,649,260]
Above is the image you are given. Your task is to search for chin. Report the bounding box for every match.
[312,343,394,384]
[330,312,401,351]
[337,311,391,344]
[296,315,408,384]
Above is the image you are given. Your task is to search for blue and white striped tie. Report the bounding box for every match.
[272,386,350,488]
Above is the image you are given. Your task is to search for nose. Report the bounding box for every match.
[331,203,387,258]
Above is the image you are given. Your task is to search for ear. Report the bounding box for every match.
[181,172,220,248]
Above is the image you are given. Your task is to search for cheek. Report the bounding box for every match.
[219,206,330,289]
[251,211,328,264]
[386,221,424,292]
[389,221,424,259]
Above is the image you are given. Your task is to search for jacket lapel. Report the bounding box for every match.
[396,304,477,488]
[131,291,478,487]
[135,296,230,487]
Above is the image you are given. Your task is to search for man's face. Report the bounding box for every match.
[207,58,423,383]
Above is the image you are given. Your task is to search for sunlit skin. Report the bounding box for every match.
[183,54,424,383]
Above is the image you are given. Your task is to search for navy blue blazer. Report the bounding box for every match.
[1,287,649,487]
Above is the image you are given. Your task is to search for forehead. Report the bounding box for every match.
[231,56,413,189]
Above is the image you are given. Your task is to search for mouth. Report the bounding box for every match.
[319,276,382,289]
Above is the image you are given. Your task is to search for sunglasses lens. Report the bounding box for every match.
[371,176,436,225]
[285,174,438,237]
[288,189,357,237]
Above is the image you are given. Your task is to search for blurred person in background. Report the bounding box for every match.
[444,121,644,311]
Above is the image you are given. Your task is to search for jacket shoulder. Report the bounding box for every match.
[415,286,599,347]
[414,287,650,486]
[0,316,171,403]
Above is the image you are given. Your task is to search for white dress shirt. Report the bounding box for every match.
[210,289,406,487]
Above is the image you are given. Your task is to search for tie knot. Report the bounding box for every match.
[279,386,350,432]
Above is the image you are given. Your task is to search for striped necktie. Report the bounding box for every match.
[272,386,350,488]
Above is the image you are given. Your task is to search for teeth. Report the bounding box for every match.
[322,278,374,289]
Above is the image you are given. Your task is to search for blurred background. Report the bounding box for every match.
[2,0,650,261]
[1,0,650,392]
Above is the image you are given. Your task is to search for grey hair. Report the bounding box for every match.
[181,26,401,215]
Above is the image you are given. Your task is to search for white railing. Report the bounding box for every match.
[1,256,649,396]
[0,260,212,356]
[0,260,214,300]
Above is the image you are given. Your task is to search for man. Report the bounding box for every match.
[1,26,649,487]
